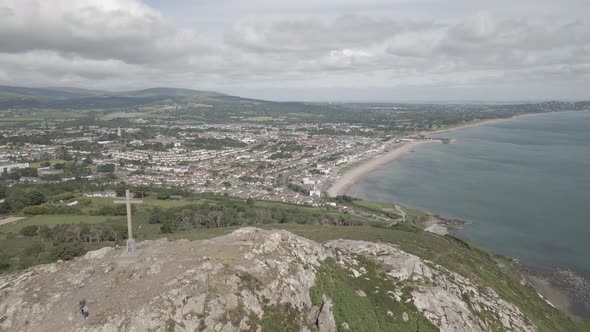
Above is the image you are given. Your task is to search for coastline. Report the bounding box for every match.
[327,112,549,197]
[326,110,590,319]
[327,140,438,197]
[521,266,590,319]
[425,112,546,135]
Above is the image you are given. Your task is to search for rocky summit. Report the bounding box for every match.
[0,228,538,331]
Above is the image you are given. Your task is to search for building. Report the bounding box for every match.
[0,162,30,174]
[84,190,117,198]
[20,176,40,183]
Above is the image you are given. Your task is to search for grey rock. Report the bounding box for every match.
[317,295,337,332]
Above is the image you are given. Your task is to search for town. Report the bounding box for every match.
[1,121,414,206]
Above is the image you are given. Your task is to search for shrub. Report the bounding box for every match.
[49,242,86,261]
[23,241,45,257]
[23,204,81,215]
[19,225,39,236]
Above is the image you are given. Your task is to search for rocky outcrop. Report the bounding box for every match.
[325,239,537,332]
[0,228,537,331]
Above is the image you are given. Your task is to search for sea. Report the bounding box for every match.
[356,111,590,281]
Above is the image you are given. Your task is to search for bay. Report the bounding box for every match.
[356,111,590,276]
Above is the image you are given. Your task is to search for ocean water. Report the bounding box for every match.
[356,111,590,276]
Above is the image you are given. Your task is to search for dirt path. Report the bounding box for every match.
[0,216,26,226]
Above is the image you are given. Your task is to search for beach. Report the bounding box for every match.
[328,112,549,197]
[426,112,546,135]
[327,140,438,197]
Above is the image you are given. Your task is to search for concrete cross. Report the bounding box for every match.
[114,189,143,253]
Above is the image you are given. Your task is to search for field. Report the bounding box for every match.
[0,215,117,234]
[29,159,68,168]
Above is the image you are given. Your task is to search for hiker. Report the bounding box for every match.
[79,299,89,319]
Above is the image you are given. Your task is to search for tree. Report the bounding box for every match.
[157,191,170,200]
[25,190,46,206]
[83,155,93,165]
[97,164,115,173]
[19,225,39,236]
[0,183,7,199]
[246,197,256,206]
[60,148,73,161]
[135,185,149,198]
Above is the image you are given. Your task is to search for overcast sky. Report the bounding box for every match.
[0,0,589,101]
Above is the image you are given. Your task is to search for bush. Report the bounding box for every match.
[93,204,128,216]
[52,192,76,201]
[23,241,45,257]
[49,242,86,261]
[23,204,81,215]
[19,225,39,236]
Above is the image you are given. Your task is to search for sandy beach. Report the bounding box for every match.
[327,112,550,197]
[426,112,546,135]
[327,140,438,197]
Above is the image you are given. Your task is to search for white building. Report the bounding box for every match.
[0,162,29,173]
[84,190,117,198]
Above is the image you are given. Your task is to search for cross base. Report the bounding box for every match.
[126,238,136,253]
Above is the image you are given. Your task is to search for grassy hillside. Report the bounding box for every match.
[0,193,588,330]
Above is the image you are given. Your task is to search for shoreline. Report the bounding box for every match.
[327,140,438,197]
[425,112,547,135]
[327,110,590,319]
[327,112,550,197]
[520,265,590,319]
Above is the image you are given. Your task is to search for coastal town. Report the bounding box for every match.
[1,121,451,207]
[2,94,587,209]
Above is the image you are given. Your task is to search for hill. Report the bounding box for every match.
[0,85,261,110]
[1,226,588,331]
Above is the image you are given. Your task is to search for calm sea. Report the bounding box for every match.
[356,111,590,276]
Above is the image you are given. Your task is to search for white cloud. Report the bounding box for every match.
[0,0,588,100]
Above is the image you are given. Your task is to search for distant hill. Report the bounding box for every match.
[0,85,240,109]
[0,85,103,100]
[113,87,225,98]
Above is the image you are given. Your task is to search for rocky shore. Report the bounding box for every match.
[521,265,590,319]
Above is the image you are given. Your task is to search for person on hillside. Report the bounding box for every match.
[79,299,89,319]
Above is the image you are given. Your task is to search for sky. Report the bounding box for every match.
[0,0,589,101]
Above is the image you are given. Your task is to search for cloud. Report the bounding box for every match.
[0,0,588,100]
[0,0,210,64]
[225,15,437,53]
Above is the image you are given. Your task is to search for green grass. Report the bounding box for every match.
[0,202,587,331]
[310,257,437,331]
[29,159,67,168]
[0,215,117,234]
[256,224,588,332]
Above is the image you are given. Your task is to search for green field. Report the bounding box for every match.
[0,215,117,234]
[29,159,68,168]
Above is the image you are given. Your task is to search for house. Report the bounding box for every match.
[84,190,117,198]
[0,162,30,174]
[20,176,40,183]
